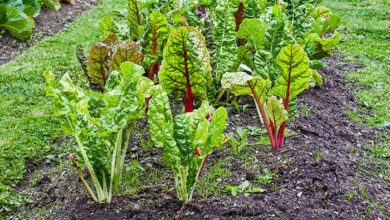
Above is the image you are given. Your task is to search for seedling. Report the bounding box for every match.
[315,151,324,162]
[226,181,265,196]
[359,186,369,198]
[256,169,276,186]
[227,127,250,155]
[345,190,355,200]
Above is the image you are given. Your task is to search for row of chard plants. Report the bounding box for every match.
[43,0,340,204]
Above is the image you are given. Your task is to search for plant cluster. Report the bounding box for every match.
[44,0,340,204]
[0,0,73,41]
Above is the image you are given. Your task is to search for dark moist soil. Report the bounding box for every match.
[13,54,390,219]
[0,0,96,65]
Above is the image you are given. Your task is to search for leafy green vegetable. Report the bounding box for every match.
[148,86,228,203]
[128,0,144,41]
[271,44,313,102]
[23,0,41,17]
[212,1,237,80]
[79,34,143,92]
[222,45,318,150]
[40,0,60,11]
[110,40,143,71]
[99,16,119,38]
[0,5,33,41]
[43,62,152,203]
[143,11,169,79]
[236,18,267,51]
[0,0,63,41]
[159,26,211,112]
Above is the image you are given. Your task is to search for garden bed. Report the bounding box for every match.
[12,54,389,219]
[0,0,96,65]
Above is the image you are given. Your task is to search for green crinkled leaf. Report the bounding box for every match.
[311,69,323,86]
[244,0,262,19]
[159,26,212,99]
[306,32,340,59]
[212,1,237,80]
[40,0,61,11]
[231,46,255,73]
[23,0,41,17]
[311,6,340,36]
[221,71,271,104]
[206,107,228,153]
[105,70,121,92]
[271,45,313,102]
[311,6,332,19]
[174,114,194,166]
[99,16,119,38]
[110,40,143,71]
[0,0,24,10]
[236,18,267,51]
[309,60,326,69]
[147,85,180,168]
[0,5,33,41]
[148,95,228,203]
[128,0,144,41]
[143,11,169,68]
[264,96,288,132]
[100,62,147,132]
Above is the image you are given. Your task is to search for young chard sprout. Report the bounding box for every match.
[222,45,318,150]
[43,62,153,203]
[148,86,228,204]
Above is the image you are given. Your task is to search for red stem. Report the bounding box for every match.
[148,64,155,79]
[148,16,159,80]
[276,47,294,149]
[182,39,194,113]
[248,82,277,150]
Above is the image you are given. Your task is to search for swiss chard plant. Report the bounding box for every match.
[76,34,143,92]
[159,26,212,112]
[43,62,153,203]
[222,44,318,150]
[278,0,341,61]
[148,85,228,204]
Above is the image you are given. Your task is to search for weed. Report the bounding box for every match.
[225,181,264,196]
[299,104,311,117]
[345,190,355,200]
[197,160,231,198]
[256,169,276,186]
[314,151,324,162]
[358,186,369,198]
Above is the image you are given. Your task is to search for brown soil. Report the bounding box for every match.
[11,54,390,219]
[0,0,96,65]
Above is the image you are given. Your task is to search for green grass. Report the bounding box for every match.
[324,0,390,211]
[324,0,390,127]
[0,0,126,213]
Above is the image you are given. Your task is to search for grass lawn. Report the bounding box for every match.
[324,0,390,127]
[0,0,126,213]
[324,0,390,187]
